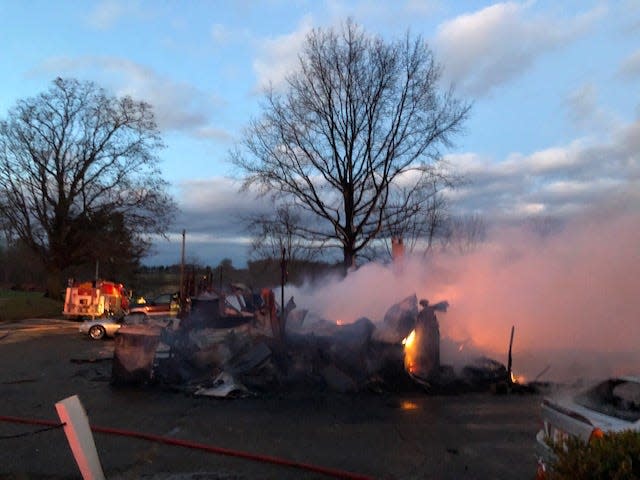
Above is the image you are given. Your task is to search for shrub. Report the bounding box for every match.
[548,430,640,480]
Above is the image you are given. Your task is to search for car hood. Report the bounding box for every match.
[544,396,639,432]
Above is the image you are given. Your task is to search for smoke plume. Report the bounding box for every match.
[287,205,639,383]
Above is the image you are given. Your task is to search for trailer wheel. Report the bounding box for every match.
[89,325,106,340]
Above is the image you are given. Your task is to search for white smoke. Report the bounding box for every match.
[285,205,640,383]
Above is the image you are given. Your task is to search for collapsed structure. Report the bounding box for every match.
[110,287,510,397]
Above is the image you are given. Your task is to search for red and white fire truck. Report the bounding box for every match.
[62,279,129,320]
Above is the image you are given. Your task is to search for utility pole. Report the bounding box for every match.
[179,229,186,314]
[280,247,287,340]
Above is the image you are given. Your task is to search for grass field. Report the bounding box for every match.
[0,289,63,322]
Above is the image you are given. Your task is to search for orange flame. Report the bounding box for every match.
[399,400,419,411]
[402,329,416,347]
[402,329,417,374]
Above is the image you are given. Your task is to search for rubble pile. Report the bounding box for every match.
[111,290,512,397]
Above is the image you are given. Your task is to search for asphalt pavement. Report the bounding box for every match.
[0,319,543,479]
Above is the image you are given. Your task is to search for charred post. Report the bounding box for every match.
[507,325,515,387]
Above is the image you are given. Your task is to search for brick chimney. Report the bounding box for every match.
[391,237,404,264]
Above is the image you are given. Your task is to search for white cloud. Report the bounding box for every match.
[31,56,228,137]
[194,126,233,141]
[404,0,440,16]
[537,178,620,207]
[613,120,640,175]
[618,49,640,80]
[434,2,605,96]
[566,82,598,122]
[174,177,271,234]
[179,177,251,212]
[564,83,619,134]
[520,144,583,174]
[513,201,546,216]
[252,16,314,92]
[211,23,232,45]
[321,0,441,30]
[151,176,293,265]
[86,1,124,29]
[86,0,140,30]
[444,119,640,222]
[617,0,640,34]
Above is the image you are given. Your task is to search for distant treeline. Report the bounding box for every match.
[134,258,345,298]
[1,237,343,298]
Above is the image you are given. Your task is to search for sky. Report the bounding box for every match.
[1,0,639,268]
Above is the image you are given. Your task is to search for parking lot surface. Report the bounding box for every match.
[0,319,542,479]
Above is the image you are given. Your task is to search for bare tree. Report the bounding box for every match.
[440,213,487,254]
[380,174,452,257]
[246,203,319,263]
[0,78,176,296]
[233,20,469,270]
[524,215,564,239]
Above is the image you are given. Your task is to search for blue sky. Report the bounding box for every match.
[1,0,639,267]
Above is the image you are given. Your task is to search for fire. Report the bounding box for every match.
[510,372,526,384]
[336,319,344,326]
[402,329,416,347]
[402,330,417,374]
[400,400,419,411]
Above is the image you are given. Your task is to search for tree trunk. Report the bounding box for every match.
[45,268,65,300]
[343,247,356,272]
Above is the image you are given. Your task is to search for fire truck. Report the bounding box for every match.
[62,279,129,320]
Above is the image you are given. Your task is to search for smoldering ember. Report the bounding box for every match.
[111,288,525,397]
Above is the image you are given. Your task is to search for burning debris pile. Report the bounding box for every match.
[111,289,512,397]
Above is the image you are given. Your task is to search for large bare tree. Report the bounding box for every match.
[0,78,176,296]
[233,21,469,269]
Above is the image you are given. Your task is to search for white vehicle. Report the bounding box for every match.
[79,314,179,341]
[79,317,124,340]
[536,376,640,478]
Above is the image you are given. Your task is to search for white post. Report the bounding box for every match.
[55,395,105,480]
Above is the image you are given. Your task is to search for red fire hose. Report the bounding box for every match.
[0,414,376,480]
